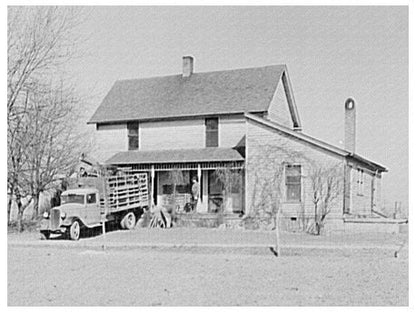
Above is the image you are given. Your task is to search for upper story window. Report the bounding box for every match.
[285,164,301,201]
[127,122,139,150]
[205,117,218,147]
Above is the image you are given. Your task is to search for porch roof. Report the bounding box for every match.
[106,147,245,165]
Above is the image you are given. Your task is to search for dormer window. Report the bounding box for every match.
[127,122,139,150]
[205,118,218,147]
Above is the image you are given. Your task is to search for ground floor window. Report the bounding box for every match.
[208,169,244,214]
[208,170,223,213]
[285,164,301,201]
[148,167,244,214]
[158,170,195,212]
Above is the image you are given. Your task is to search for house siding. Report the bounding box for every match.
[374,175,382,212]
[94,123,127,162]
[94,115,248,155]
[219,115,246,147]
[139,119,205,150]
[348,166,376,216]
[266,78,294,128]
[139,116,246,151]
[245,118,345,224]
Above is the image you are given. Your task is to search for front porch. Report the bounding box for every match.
[125,162,245,215]
[106,148,246,216]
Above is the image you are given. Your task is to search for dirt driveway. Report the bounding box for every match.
[8,229,408,306]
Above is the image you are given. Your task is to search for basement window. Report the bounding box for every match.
[127,122,139,150]
[286,165,301,201]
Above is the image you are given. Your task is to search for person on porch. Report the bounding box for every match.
[79,167,88,178]
[191,176,199,212]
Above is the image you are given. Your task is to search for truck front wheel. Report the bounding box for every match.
[69,220,81,240]
[121,212,136,230]
[40,231,50,240]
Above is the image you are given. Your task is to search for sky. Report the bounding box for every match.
[65,6,408,212]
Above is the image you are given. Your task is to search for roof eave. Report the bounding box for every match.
[89,110,267,125]
[245,113,347,156]
[346,154,388,173]
[245,113,387,173]
[107,158,245,165]
[105,148,245,165]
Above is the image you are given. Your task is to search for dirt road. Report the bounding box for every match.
[8,239,408,306]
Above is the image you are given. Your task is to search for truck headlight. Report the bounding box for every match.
[43,211,49,219]
[60,212,66,219]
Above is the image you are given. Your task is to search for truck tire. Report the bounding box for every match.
[122,212,136,230]
[40,231,50,240]
[119,217,126,229]
[69,220,81,240]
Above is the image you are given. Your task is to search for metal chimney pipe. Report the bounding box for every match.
[344,97,356,154]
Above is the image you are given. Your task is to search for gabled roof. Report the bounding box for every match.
[245,113,387,172]
[89,65,291,124]
[106,147,244,165]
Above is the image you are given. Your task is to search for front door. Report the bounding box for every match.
[85,193,101,225]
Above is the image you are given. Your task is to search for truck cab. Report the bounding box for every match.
[40,188,102,240]
[40,173,149,240]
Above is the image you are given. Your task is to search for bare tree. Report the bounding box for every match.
[9,84,86,230]
[8,133,32,231]
[7,89,32,225]
[7,7,87,229]
[245,142,307,256]
[7,103,29,225]
[214,166,243,213]
[249,165,285,256]
[308,163,343,235]
[245,138,345,254]
[23,87,84,219]
[8,7,81,120]
[167,170,186,216]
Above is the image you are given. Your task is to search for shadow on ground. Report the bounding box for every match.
[47,222,122,240]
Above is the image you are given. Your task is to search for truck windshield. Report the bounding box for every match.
[61,194,85,205]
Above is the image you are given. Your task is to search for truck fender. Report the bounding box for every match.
[61,216,84,228]
[39,218,50,231]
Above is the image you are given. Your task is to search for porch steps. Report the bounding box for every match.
[175,213,242,228]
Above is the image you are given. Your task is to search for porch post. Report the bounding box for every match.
[197,164,202,212]
[197,165,202,200]
[201,170,209,213]
[151,165,155,207]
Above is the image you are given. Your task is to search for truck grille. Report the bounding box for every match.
[50,209,61,229]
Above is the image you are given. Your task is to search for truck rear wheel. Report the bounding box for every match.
[69,220,81,240]
[122,212,136,230]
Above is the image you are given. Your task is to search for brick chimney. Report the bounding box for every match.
[182,55,194,78]
[344,97,356,153]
